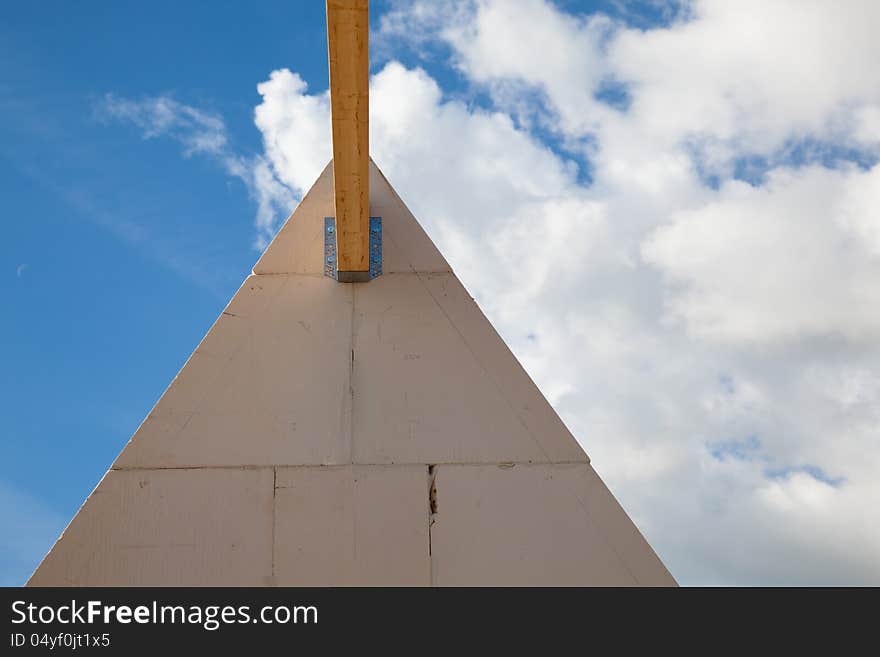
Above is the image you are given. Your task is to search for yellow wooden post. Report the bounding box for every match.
[327,0,370,282]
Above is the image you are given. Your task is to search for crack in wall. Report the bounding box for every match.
[428,465,438,517]
[427,464,438,577]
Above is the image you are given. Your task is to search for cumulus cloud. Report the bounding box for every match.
[253,70,331,196]
[609,0,880,154]
[643,164,880,342]
[379,0,616,138]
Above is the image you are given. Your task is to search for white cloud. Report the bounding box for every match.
[254,70,331,196]
[445,0,613,136]
[854,106,880,146]
[98,94,296,248]
[384,0,880,173]
[101,94,228,156]
[379,0,615,137]
[643,164,880,342]
[608,0,880,156]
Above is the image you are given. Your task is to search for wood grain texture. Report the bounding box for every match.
[327,0,370,274]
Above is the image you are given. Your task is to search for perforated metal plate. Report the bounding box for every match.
[324,217,338,279]
[324,216,382,281]
[369,216,383,279]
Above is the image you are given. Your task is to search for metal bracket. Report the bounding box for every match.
[324,217,338,279]
[324,217,382,281]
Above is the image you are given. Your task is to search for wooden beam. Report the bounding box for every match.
[327,0,370,281]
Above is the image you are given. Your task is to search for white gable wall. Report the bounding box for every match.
[28,161,674,586]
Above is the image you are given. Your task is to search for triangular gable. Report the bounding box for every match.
[28,161,674,586]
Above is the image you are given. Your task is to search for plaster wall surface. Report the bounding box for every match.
[274,465,430,586]
[28,468,274,586]
[430,464,675,586]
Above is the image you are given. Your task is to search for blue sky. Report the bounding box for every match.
[3,0,880,585]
